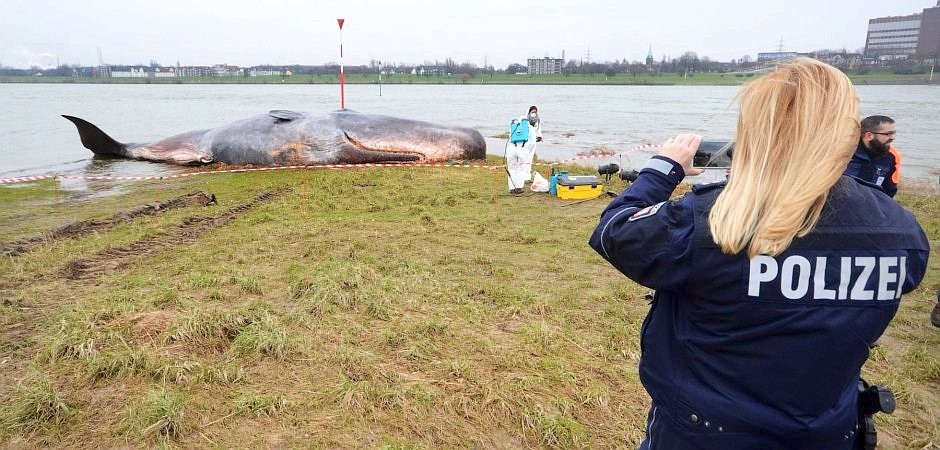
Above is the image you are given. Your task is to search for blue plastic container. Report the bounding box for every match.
[549,169,565,196]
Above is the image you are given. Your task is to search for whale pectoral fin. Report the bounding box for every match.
[131,144,214,166]
[268,110,304,122]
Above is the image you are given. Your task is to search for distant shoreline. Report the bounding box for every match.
[1,73,936,86]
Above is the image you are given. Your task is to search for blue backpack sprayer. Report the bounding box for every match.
[504,118,531,192]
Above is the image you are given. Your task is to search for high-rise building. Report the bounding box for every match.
[916,2,940,59]
[865,13,921,59]
[865,2,940,60]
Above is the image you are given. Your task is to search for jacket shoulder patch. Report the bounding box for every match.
[628,202,666,221]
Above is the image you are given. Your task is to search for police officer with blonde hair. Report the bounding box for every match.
[590,58,929,449]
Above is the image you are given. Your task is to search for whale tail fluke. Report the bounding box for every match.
[62,115,127,157]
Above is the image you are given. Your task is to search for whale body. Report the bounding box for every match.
[63,109,487,166]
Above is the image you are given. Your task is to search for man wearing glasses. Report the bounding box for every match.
[844,117,940,328]
[844,115,901,197]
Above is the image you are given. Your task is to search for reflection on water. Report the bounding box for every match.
[87,158,191,196]
[82,156,185,178]
[26,156,192,200]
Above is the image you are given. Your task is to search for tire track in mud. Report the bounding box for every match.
[60,189,288,281]
[0,191,218,257]
[0,189,286,366]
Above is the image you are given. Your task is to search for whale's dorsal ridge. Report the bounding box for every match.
[268,110,304,122]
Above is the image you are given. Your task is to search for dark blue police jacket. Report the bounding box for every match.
[589,156,929,449]
[844,142,899,197]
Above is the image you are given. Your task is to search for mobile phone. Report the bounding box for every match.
[693,141,733,168]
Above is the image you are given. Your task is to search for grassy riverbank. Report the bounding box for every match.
[0,163,937,448]
[2,70,937,86]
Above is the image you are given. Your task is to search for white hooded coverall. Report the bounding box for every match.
[506,115,542,190]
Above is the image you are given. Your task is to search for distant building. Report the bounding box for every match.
[110,66,150,78]
[212,64,241,77]
[646,46,655,71]
[757,52,798,63]
[178,66,213,77]
[153,67,176,78]
[248,66,286,76]
[527,57,563,75]
[865,2,940,60]
[411,66,448,76]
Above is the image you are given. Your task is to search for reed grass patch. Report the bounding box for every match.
[185,271,225,289]
[165,309,254,345]
[524,407,587,448]
[88,348,157,380]
[231,312,293,358]
[235,393,288,417]
[123,387,187,441]
[0,376,71,435]
[902,346,940,382]
[41,320,100,363]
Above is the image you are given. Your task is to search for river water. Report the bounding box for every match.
[1,83,937,185]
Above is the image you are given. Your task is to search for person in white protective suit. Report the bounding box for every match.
[506,105,543,194]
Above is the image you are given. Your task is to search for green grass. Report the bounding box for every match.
[123,387,188,441]
[0,375,71,436]
[235,393,287,417]
[0,160,937,448]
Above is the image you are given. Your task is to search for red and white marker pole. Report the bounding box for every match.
[337,18,346,110]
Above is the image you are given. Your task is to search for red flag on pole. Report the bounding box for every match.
[337,18,346,109]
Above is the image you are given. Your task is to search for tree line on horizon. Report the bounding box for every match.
[2,48,935,78]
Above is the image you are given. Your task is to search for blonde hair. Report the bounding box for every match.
[709,58,860,258]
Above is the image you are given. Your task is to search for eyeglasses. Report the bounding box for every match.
[870,131,896,137]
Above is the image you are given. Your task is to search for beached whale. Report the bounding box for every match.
[62,109,487,166]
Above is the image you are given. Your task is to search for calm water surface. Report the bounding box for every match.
[1,83,937,185]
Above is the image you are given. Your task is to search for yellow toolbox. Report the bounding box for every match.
[555,173,603,200]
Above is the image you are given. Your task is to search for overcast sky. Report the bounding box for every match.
[1,0,936,70]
